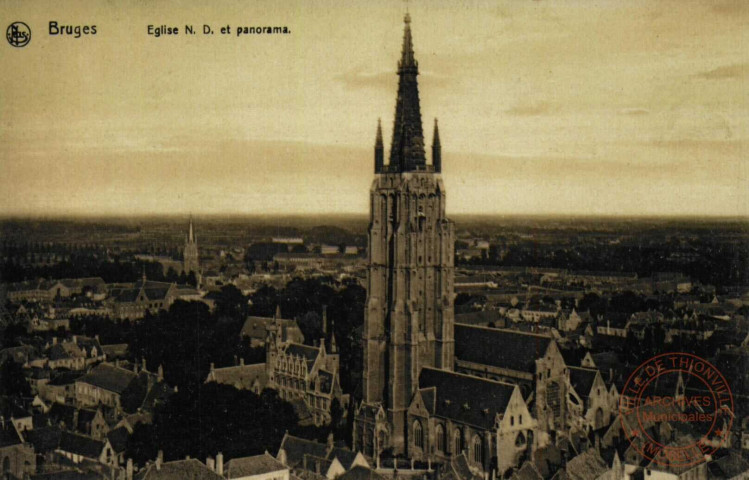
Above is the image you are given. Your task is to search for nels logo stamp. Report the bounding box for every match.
[6,21,31,47]
[619,352,734,468]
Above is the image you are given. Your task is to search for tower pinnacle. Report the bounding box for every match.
[374,119,384,173]
[432,118,441,173]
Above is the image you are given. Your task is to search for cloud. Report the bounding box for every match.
[692,63,748,80]
[619,108,650,116]
[710,1,749,17]
[335,68,393,91]
[505,101,554,116]
[335,67,453,92]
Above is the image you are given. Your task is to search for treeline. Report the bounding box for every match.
[458,241,749,289]
[1,255,197,286]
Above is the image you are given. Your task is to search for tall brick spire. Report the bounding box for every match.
[389,13,426,172]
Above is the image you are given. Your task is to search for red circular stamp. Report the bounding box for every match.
[618,352,734,468]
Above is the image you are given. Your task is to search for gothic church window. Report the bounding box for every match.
[435,424,445,452]
[472,436,483,465]
[413,420,424,449]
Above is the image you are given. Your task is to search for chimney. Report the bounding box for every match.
[156,450,163,470]
[53,337,58,345]
[240,358,245,366]
[95,334,100,342]
[303,455,308,471]
[157,364,164,380]
[327,432,334,450]
[127,458,133,480]
[73,335,77,343]
[207,457,215,471]
[234,355,238,366]
[142,357,147,372]
[216,452,224,476]
[210,362,215,372]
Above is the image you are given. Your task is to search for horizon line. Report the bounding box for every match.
[1,212,747,222]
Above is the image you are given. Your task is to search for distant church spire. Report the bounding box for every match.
[183,216,199,278]
[389,12,426,171]
[432,118,441,173]
[374,119,384,173]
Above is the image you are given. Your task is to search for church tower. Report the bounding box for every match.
[183,216,199,276]
[355,13,455,456]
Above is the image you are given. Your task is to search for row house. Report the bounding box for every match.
[108,278,179,320]
[37,335,105,371]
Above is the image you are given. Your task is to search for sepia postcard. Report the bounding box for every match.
[1,1,747,479]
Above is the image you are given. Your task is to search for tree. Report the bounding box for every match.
[0,360,31,397]
[140,383,300,463]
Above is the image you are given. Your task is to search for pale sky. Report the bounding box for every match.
[1,0,747,217]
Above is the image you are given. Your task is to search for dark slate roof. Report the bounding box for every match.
[77,408,101,431]
[101,344,129,358]
[568,367,598,401]
[418,367,515,429]
[326,447,359,470]
[49,403,77,427]
[241,316,274,339]
[511,462,543,480]
[48,371,84,386]
[454,310,507,327]
[302,454,332,475]
[418,387,436,415]
[135,458,224,480]
[337,466,385,480]
[225,452,287,478]
[285,344,320,364]
[23,426,62,453]
[31,471,105,480]
[59,431,104,459]
[0,423,22,448]
[48,344,72,361]
[707,452,749,479]
[454,324,551,374]
[77,363,137,394]
[448,454,481,480]
[278,434,330,468]
[106,426,130,453]
[114,288,140,303]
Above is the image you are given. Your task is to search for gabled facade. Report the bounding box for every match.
[566,366,614,432]
[405,368,536,476]
[266,334,344,426]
